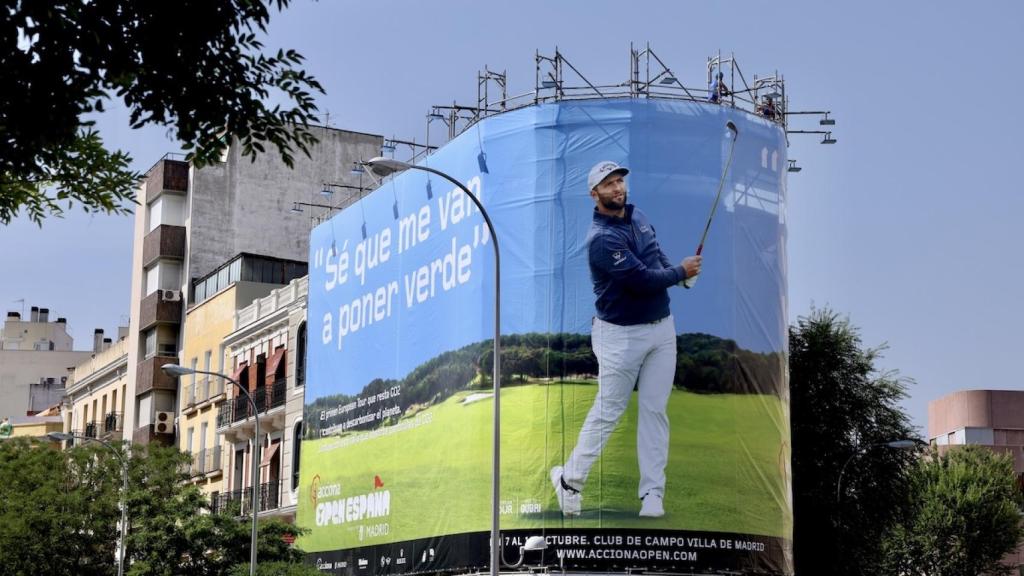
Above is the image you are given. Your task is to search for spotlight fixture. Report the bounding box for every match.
[659,75,677,85]
[320,184,333,197]
[290,203,303,214]
[787,159,802,173]
[351,163,365,176]
[821,133,837,144]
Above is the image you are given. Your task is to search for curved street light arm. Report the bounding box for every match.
[164,366,259,576]
[367,161,502,576]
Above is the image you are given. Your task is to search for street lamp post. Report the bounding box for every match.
[162,364,260,576]
[364,157,502,576]
[835,439,919,503]
[49,432,129,576]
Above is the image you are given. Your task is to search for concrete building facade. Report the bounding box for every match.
[124,127,382,446]
[214,276,307,523]
[1,308,93,418]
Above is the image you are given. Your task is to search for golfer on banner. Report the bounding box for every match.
[551,161,701,518]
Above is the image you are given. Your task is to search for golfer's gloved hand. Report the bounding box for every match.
[682,255,702,279]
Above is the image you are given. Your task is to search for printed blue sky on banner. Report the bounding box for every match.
[308,99,787,399]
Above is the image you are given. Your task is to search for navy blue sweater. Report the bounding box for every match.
[586,204,685,326]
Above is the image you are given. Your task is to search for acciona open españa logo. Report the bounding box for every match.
[314,474,391,527]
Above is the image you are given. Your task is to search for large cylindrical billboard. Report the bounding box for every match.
[299,98,791,575]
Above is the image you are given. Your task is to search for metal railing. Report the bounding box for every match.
[218,379,288,428]
[103,412,123,433]
[210,481,281,515]
[83,422,98,438]
[189,446,223,478]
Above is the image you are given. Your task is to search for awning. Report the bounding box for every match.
[260,441,280,468]
[265,347,286,386]
[231,362,248,385]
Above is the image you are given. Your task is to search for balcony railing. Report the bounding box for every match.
[217,379,287,428]
[210,481,281,515]
[103,412,123,434]
[189,446,223,478]
[83,422,98,438]
[216,404,232,428]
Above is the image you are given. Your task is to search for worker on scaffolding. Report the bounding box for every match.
[757,96,778,120]
[709,71,730,104]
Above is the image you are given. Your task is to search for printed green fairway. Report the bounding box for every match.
[298,383,792,552]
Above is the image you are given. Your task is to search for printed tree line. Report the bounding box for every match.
[305,332,783,438]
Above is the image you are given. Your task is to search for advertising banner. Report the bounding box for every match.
[299,98,792,575]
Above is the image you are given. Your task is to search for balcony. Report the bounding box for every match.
[83,421,98,438]
[142,225,186,268]
[189,446,223,478]
[139,289,182,332]
[103,412,123,433]
[216,379,287,432]
[145,157,189,200]
[132,424,174,446]
[182,377,227,416]
[211,481,281,516]
[136,356,179,395]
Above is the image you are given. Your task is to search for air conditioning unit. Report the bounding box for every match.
[154,411,175,434]
[162,289,182,302]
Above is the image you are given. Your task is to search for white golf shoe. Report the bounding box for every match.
[550,466,581,516]
[639,493,664,518]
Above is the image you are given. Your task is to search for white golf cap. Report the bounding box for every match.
[587,161,629,190]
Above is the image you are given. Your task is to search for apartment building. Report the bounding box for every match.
[63,336,129,445]
[214,276,308,522]
[1,307,93,417]
[125,127,382,446]
[178,254,303,497]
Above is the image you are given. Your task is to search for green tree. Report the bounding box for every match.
[0,437,122,576]
[123,443,305,576]
[789,308,920,576]
[883,445,1023,576]
[1,0,322,225]
[0,439,310,576]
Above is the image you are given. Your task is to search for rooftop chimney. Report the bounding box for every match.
[56,317,66,324]
[103,337,112,352]
[93,329,104,353]
[39,308,49,323]
[6,311,19,319]
[30,306,39,322]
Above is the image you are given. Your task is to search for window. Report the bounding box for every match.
[144,330,156,358]
[296,322,307,387]
[292,421,302,490]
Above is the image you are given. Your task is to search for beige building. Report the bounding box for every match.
[63,337,129,445]
[1,308,93,418]
[928,389,1024,569]
[214,276,307,522]
[124,127,381,447]
[179,270,284,498]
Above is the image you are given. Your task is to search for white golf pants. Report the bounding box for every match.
[563,315,676,500]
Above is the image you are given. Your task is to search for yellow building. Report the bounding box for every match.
[7,413,63,443]
[179,278,279,498]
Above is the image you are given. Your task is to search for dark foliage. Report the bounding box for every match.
[0,0,322,224]
[789,308,919,576]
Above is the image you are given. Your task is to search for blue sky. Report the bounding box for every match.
[2,0,1021,431]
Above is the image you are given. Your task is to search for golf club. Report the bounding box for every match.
[683,120,739,288]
